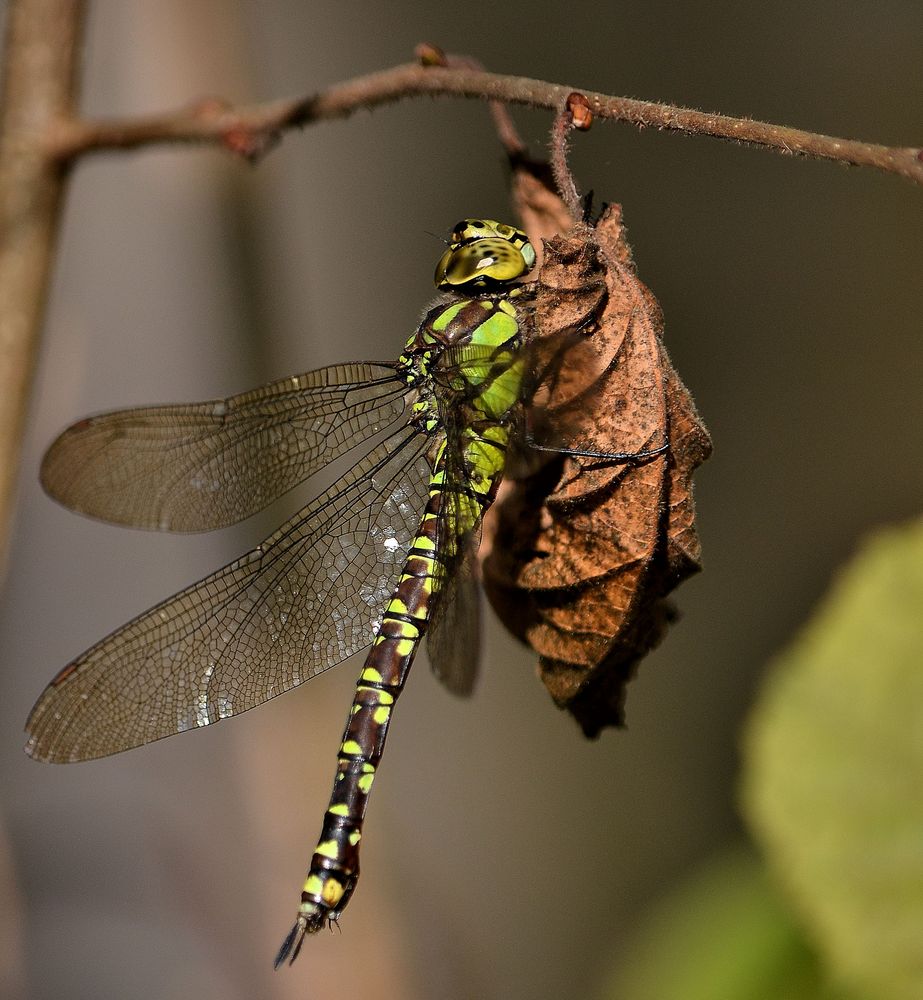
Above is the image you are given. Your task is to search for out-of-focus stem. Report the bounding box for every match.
[0,0,85,579]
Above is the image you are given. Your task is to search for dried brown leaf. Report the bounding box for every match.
[508,156,577,268]
[482,186,711,736]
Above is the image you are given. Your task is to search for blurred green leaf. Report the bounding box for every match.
[743,518,923,1000]
[603,848,863,1000]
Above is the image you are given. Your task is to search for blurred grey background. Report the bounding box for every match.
[1,2,921,998]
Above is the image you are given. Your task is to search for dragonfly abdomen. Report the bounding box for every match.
[279,462,444,956]
[279,418,514,963]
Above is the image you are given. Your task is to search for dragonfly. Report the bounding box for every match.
[25,218,537,965]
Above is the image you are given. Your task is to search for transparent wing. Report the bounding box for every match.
[427,538,482,696]
[26,424,433,762]
[425,396,491,697]
[40,363,407,532]
[433,343,523,395]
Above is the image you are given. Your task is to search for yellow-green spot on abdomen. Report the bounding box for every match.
[322,878,345,906]
[358,771,375,794]
[341,739,362,756]
[373,705,391,725]
[375,634,415,657]
[303,874,325,897]
[315,840,341,861]
[357,685,395,705]
[400,567,433,589]
[413,532,436,552]
[386,612,420,639]
[348,831,362,846]
[328,803,350,817]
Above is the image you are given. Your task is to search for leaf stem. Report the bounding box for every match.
[549,102,580,222]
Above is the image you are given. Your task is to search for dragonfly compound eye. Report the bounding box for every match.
[434,219,535,291]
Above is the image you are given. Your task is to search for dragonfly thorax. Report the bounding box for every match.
[398,291,525,428]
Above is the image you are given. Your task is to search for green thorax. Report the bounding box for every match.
[402,291,527,427]
[401,217,536,434]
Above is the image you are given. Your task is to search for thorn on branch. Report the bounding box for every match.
[189,97,279,162]
[415,42,447,67]
[221,125,279,163]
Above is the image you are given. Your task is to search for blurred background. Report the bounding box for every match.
[1,1,921,997]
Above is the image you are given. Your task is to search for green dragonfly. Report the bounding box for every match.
[25,219,537,965]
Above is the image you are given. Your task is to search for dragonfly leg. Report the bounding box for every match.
[524,422,669,463]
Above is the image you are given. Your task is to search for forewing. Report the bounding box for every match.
[26,424,433,762]
[40,363,407,531]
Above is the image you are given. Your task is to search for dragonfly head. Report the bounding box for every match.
[434,219,536,292]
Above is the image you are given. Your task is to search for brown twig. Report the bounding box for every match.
[46,60,923,186]
[0,0,84,579]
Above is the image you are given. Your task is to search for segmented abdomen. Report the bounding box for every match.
[291,423,507,928]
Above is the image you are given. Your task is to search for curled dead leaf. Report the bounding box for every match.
[482,175,711,736]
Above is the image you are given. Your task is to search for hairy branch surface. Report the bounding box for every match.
[46,61,923,185]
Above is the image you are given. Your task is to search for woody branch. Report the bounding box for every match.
[45,58,923,186]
